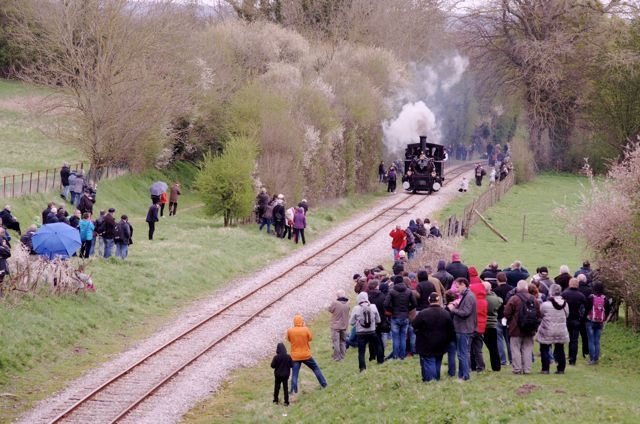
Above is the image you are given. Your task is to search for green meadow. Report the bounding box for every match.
[182,174,640,424]
[1,80,638,424]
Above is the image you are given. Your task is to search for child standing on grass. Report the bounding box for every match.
[271,342,292,406]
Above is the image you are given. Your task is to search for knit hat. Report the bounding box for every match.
[452,253,461,262]
[353,273,361,281]
[393,275,404,285]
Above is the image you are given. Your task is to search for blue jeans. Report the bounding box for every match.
[290,357,327,393]
[391,317,409,359]
[408,324,416,354]
[115,242,128,259]
[259,218,272,233]
[61,185,69,200]
[456,332,472,380]
[447,340,457,377]
[420,354,444,381]
[104,238,115,258]
[496,323,511,364]
[586,320,604,362]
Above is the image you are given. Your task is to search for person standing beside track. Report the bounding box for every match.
[287,315,327,394]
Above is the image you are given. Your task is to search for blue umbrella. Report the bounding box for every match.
[149,181,168,196]
[32,223,81,260]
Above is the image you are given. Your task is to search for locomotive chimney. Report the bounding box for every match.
[419,135,427,153]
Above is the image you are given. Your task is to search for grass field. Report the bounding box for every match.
[180,173,640,424]
[0,80,84,175]
[0,164,386,422]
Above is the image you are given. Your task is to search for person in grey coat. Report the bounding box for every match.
[446,277,477,381]
[327,289,350,361]
[535,284,569,374]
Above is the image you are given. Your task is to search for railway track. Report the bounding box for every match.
[37,162,477,424]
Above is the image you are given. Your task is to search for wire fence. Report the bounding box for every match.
[1,163,127,199]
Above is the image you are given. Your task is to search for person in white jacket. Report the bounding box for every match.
[349,292,381,372]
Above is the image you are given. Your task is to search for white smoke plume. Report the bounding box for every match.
[383,53,469,156]
[382,101,439,155]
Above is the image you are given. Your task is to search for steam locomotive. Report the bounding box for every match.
[401,136,446,194]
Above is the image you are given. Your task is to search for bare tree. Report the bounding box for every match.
[458,0,623,169]
[10,0,195,180]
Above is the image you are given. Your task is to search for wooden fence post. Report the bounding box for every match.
[522,214,526,242]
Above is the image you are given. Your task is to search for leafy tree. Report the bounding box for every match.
[194,136,258,227]
[586,18,640,160]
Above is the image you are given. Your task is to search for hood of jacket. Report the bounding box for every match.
[393,281,407,293]
[293,314,304,327]
[276,342,288,355]
[357,291,369,305]
[550,296,566,310]
[469,266,479,278]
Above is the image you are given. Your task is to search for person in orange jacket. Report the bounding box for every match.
[287,315,327,394]
[159,191,168,217]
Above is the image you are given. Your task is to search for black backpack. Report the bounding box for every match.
[113,221,123,242]
[516,293,538,333]
[360,304,372,329]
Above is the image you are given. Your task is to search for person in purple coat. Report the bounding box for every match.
[292,207,306,245]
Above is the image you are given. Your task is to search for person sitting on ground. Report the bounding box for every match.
[0,205,21,235]
[20,224,38,254]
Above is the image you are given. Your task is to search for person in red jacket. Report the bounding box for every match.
[287,315,327,394]
[389,225,406,260]
[468,266,488,372]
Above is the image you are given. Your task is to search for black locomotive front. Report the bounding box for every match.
[401,136,446,194]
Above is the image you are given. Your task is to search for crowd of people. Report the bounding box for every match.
[0,164,185,274]
[271,251,611,403]
[255,188,309,245]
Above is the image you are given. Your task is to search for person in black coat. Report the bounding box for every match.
[412,293,455,381]
[367,280,388,363]
[271,342,292,405]
[446,252,469,280]
[415,270,436,311]
[146,203,159,240]
[561,277,588,365]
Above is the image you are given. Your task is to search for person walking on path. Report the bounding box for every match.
[169,182,181,216]
[159,191,168,217]
[146,203,159,240]
[327,289,350,361]
[287,315,327,394]
[270,342,292,406]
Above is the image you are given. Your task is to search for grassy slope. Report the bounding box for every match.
[0,165,385,422]
[0,80,84,175]
[181,174,640,424]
